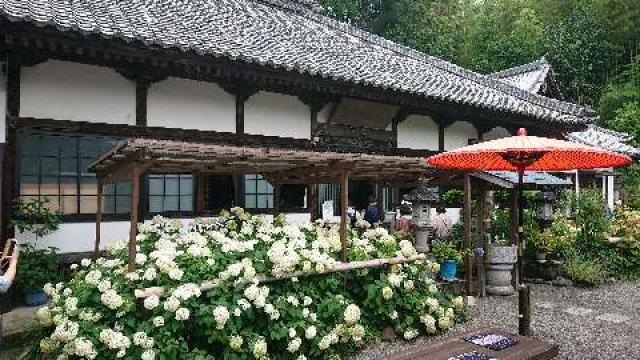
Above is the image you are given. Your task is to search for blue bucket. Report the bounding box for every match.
[25,290,48,307]
[440,259,458,281]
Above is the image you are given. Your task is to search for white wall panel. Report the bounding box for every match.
[444,121,477,150]
[397,115,439,150]
[245,92,310,139]
[483,126,511,141]
[16,222,131,254]
[20,60,135,124]
[147,77,235,132]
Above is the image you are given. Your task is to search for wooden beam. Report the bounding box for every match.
[135,79,150,126]
[340,170,349,262]
[438,121,445,152]
[93,177,104,259]
[463,172,473,296]
[1,53,20,241]
[128,165,142,272]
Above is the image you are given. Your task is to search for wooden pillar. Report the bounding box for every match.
[509,189,519,288]
[475,184,485,297]
[195,172,205,214]
[94,177,104,259]
[1,54,20,241]
[308,184,318,221]
[340,171,349,262]
[128,166,141,272]
[135,79,149,126]
[463,172,473,296]
[272,184,281,215]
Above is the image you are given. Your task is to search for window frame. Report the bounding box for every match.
[147,173,195,216]
[15,130,131,222]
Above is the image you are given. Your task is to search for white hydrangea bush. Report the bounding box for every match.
[32,208,467,359]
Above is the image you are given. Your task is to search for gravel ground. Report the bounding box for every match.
[351,282,640,360]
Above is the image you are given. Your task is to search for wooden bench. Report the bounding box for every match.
[379,328,559,360]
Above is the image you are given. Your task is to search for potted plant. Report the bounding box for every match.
[432,242,465,281]
[10,197,62,306]
[17,245,62,306]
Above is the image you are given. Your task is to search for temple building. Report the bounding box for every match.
[0,0,598,255]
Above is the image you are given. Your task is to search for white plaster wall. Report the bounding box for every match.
[16,222,130,254]
[444,121,478,150]
[147,77,235,132]
[245,92,310,139]
[483,126,511,141]
[397,115,439,150]
[20,60,135,124]
[0,62,6,142]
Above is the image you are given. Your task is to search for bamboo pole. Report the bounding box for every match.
[134,254,427,299]
[93,176,103,260]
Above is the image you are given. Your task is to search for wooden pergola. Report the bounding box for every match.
[89,138,440,271]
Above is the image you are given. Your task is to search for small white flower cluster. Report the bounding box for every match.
[100,289,124,310]
[99,328,131,357]
[213,306,230,329]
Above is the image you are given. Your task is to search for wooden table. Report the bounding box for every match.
[380,328,559,360]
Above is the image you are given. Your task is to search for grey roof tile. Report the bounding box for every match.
[0,0,597,125]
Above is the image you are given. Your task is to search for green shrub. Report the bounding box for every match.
[17,244,62,292]
[562,256,605,287]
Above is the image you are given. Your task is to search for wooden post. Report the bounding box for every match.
[340,171,349,262]
[463,172,473,296]
[195,173,205,214]
[93,177,104,259]
[479,190,492,297]
[128,166,141,273]
[1,54,20,241]
[519,284,532,336]
[475,184,485,297]
[308,184,318,221]
[510,189,519,289]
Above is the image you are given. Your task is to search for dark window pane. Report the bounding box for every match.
[245,194,256,209]
[115,196,131,214]
[103,195,116,214]
[20,156,39,175]
[116,182,132,195]
[164,195,179,212]
[41,137,60,155]
[149,196,164,213]
[149,176,164,195]
[60,137,77,157]
[41,157,59,175]
[104,184,116,196]
[257,195,269,209]
[179,176,193,195]
[60,157,78,175]
[165,176,180,195]
[80,158,94,174]
[180,195,193,211]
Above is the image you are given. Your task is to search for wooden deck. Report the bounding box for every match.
[380,328,559,360]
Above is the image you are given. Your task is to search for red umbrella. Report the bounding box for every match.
[426,128,632,335]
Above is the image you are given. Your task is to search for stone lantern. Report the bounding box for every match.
[535,191,556,226]
[404,177,439,253]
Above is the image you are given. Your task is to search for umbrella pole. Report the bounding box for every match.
[517,167,531,336]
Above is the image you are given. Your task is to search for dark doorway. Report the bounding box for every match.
[204,175,235,212]
[349,180,374,211]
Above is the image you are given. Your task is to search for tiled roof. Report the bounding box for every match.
[0,0,596,125]
[566,125,640,157]
[490,57,553,94]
